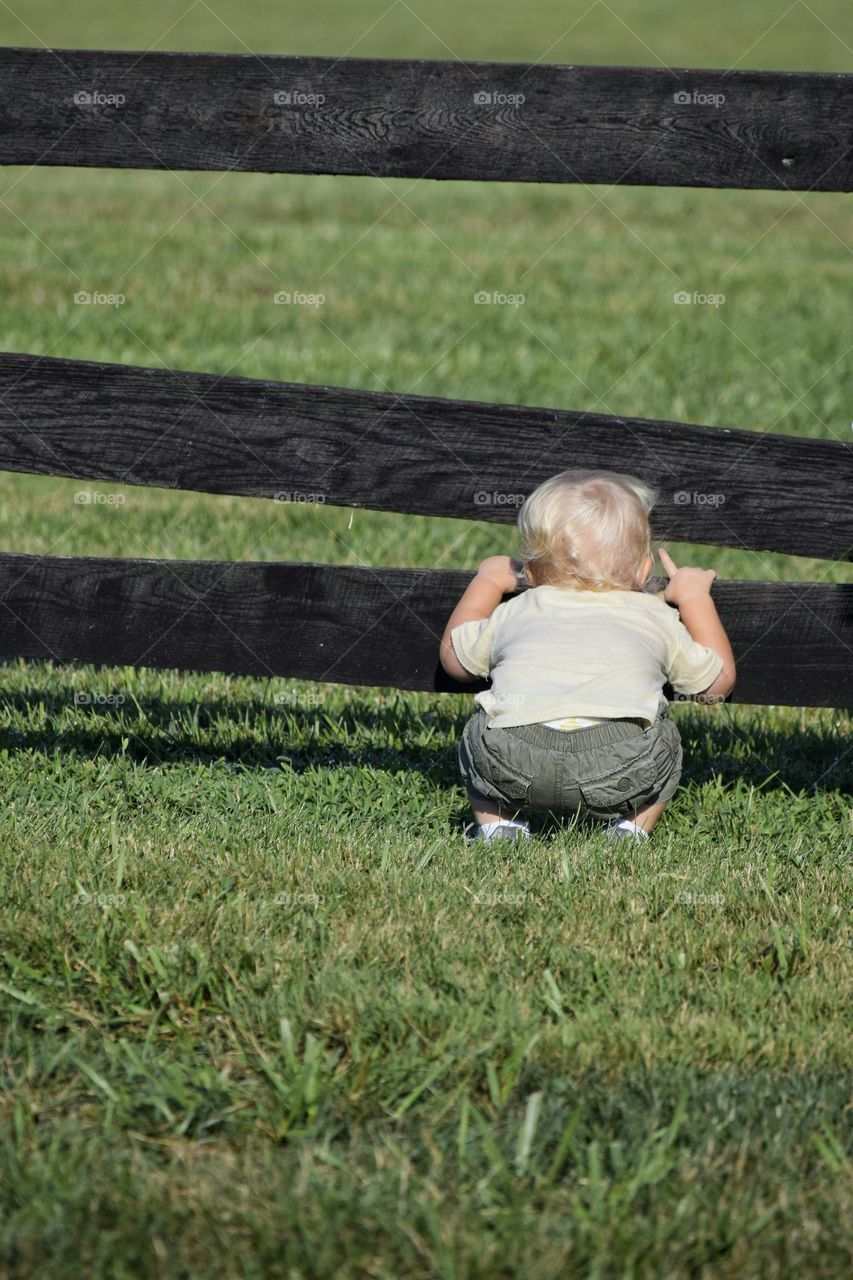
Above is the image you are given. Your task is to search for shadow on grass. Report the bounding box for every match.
[0,684,850,835]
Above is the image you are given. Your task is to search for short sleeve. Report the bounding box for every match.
[667,618,724,693]
[450,610,502,679]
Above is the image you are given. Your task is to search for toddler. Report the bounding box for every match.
[439,469,736,843]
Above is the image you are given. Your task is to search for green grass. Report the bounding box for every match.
[1,668,850,1278]
[1,1,852,1276]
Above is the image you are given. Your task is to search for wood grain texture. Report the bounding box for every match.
[0,47,851,190]
[0,352,850,562]
[0,554,849,707]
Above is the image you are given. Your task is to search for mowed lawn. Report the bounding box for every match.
[0,1,851,1276]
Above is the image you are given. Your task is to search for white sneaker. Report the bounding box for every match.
[464,820,531,843]
[602,819,649,844]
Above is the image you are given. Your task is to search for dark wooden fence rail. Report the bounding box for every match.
[1,48,852,190]
[0,48,851,707]
[1,353,851,562]
[0,555,849,707]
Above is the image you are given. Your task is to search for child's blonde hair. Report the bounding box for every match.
[518,469,657,592]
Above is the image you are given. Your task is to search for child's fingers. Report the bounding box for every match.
[658,547,677,574]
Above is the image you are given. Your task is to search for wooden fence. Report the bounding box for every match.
[0,48,851,707]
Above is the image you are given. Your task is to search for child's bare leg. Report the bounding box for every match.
[466,787,522,826]
[627,797,668,833]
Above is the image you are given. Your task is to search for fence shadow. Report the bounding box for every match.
[0,686,849,812]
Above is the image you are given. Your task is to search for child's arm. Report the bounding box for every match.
[658,547,736,698]
[439,555,523,682]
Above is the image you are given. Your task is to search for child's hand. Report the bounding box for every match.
[477,555,525,595]
[658,548,717,605]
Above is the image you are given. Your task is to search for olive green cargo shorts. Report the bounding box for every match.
[457,704,683,820]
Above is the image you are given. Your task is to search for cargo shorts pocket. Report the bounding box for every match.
[646,718,683,804]
[577,749,659,818]
[477,728,537,807]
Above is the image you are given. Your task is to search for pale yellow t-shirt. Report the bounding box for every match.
[450,584,724,729]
